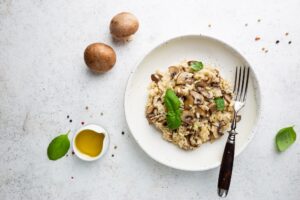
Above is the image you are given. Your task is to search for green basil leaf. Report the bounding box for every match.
[214,97,225,111]
[189,61,204,71]
[276,126,296,152]
[166,112,181,130]
[164,89,182,130]
[47,130,70,160]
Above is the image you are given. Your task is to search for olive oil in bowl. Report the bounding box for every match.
[73,124,109,161]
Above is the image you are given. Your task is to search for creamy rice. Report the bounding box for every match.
[145,61,234,150]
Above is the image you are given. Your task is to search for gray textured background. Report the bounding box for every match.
[0,0,299,199]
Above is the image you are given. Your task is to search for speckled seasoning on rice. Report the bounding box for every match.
[145,61,234,150]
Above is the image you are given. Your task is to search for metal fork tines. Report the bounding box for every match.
[233,66,250,112]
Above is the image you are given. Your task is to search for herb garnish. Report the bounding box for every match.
[214,97,225,111]
[47,130,71,160]
[164,89,182,130]
[276,126,296,152]
[188,61,204,71]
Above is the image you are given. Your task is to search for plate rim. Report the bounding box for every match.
[124,34,262,171]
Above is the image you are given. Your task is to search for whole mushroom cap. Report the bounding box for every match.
[110,12,139,40]
[84,43,116,73]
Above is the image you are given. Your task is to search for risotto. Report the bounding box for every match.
[145,61,234,150]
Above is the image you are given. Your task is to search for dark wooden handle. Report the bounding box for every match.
[218,133,235,197]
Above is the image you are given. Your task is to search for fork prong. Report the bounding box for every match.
[238,67,246,101]
[235,67,242,101]
[233,67,238,94]
[242,67,250,102]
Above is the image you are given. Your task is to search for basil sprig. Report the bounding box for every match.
[164,89,182,130]
[47,130,71,160]
[214,97,225,111]
[188,61,204,71]
[276,126,296,152]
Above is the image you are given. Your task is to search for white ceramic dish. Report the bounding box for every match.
[72,124,110,161]
[125,35,261,171]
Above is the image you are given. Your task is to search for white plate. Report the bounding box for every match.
[125,35,261,171]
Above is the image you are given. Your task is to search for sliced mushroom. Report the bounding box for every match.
[195,80,208,87]
[151,73,162,83]
[176,72,194,85]
[174,85,189,96]
[186,134,201,147]
[197,87,213,99]
[146,105,154,114]
[195,107,207,117]
[184,95,194,109]
[208,102,217,112]
[168,66,180,79]
[190,91,204,105]
[224,94,232,103]
[181,110,194,124]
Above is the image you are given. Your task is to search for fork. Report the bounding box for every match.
[217,66,250,198]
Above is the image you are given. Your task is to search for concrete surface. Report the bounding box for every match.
[0,0,300,199]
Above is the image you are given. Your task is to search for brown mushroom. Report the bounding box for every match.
[146,105,154,114]
[151,74,162,83]
[84,43,116,73]
[190,91,204,105]
[176,72,194,85]
[197,87,213,99]
[174,85,189,96]
[110,12,139,41]
[208,102,217,112]
[195,107,207,117]
[224,94,232,103]
[184,95,194,109]
[168,66,180,79]
[186,134,200,148]
[181,110,194,124]
[195,80,208,88]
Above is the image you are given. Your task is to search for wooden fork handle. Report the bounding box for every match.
[218,133,236,198]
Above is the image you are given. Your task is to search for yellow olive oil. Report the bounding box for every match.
[75,130,104,157]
